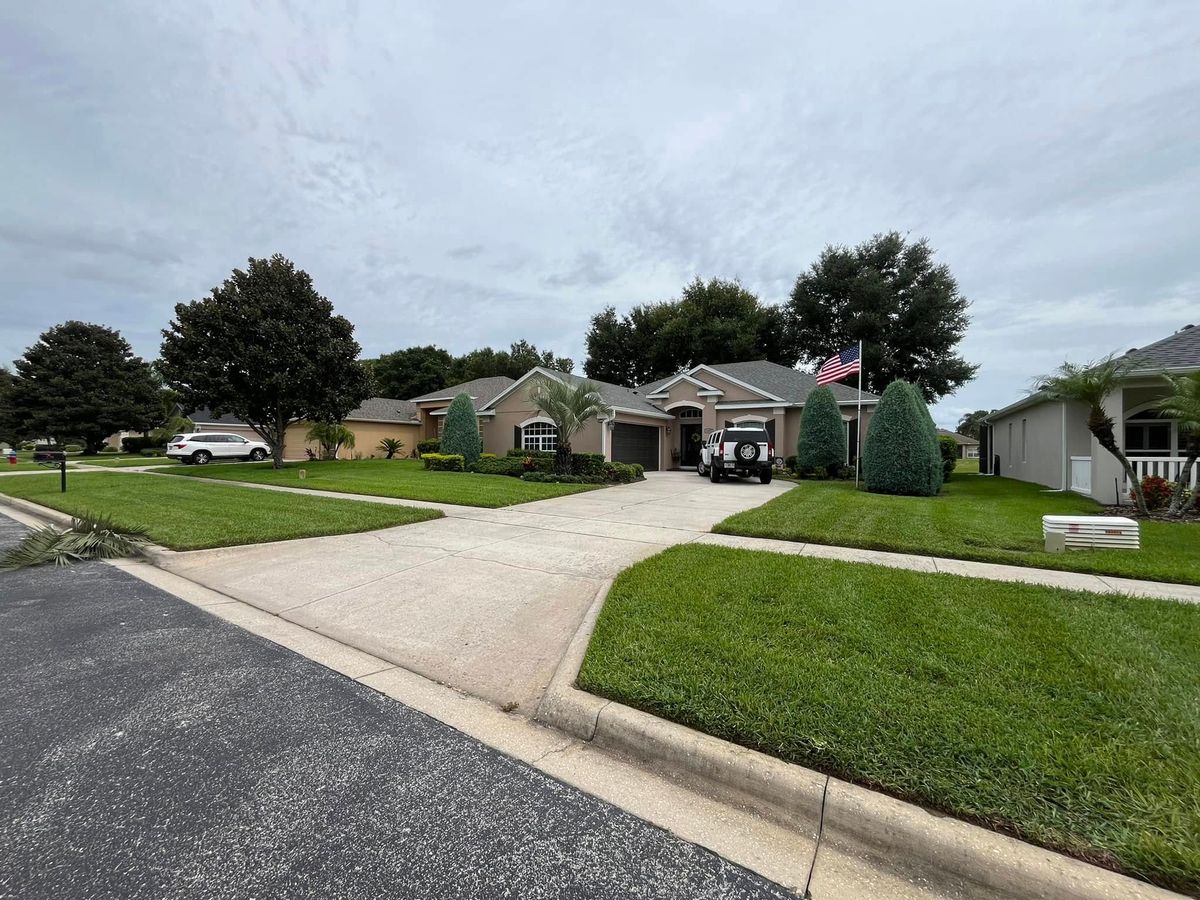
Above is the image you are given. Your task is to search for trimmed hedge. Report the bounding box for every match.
[439,394,481,466]
[121,435,159,454]
[604,461,643,483]
[938,434,959,480]
[506,448,554,459]
[416,438,440,455]
[863,380,942,496]
[797,385,846,475]
[421,452,464,472]
[470,456,527,477]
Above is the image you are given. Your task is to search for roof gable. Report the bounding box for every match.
[409,376,515,411]
[703,360,879,405]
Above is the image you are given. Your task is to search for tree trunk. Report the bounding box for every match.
[555,439,572,475]
[1086,412,1147,515]
[271,412,286,469]
[1167,442,1198,517]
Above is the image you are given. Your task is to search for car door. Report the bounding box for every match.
[224,435,250,458]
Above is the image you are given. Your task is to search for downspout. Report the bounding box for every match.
[1061,402,1068,490]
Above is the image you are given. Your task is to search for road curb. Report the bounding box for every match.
[535,580,1183,900]
[0,493,176,564]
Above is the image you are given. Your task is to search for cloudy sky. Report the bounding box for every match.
[2,1,1197,427]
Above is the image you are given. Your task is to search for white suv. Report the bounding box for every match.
[698,424,774,484]
[166,432,270,465]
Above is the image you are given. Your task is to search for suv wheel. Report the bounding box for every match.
[709,463,721,483]
[191,450,212,465]
[734,441,759,464]
[249,448,266,462]
[696,459,706,476]
[760,467,773,485]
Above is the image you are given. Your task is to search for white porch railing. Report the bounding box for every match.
[1069,456,1091,494]
[1126,456,1198,489]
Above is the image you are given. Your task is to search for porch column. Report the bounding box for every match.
[1089,388,1124,504]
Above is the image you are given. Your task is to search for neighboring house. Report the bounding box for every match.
[185,360,879,469]
[190,398,421,459]
[983,323,1200,503]
[937,429,980,459]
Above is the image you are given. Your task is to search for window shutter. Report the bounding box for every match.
[514,425,521,449]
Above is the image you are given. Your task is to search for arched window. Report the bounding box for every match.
[676,407,701,419]
[522,421,558,452]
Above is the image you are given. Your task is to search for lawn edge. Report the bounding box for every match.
[534,580,1186,900]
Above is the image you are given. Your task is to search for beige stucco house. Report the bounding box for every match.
[937,429,980,459]
[983,323,1199,503]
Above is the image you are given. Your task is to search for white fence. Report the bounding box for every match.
[1069,456,1091,494]
[1127,456,1198,489]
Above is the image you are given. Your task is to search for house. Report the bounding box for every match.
[188,359,879,468]
[191,398,421,459]
[982,323,1200,503]
[937,429,980,459]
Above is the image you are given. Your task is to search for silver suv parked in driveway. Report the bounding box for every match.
[166,432,270,465]
[697,424,774,484]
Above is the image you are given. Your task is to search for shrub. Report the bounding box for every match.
[797,386,846,475]
[139,448,165,457]
[98,444,117,453]
[470,456,526,477]
[863,380,942,496]
[522,472,587,484]
[19,441,36,451]
[602,461,643,483]
[506,447,554,459]
[377,437,405,459]
[421,452,464,472]
[440,393,481,466]
[63,444,82,453]
[835,465,856,480]
[571,452,606,478]
[305,422,355,460]
[1137,475,1173,510]
[121,435,158,454]
[416,438,440,456]
[938,435,959,480]
[784,454,799,473]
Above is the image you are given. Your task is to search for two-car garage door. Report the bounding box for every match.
[612,423,659,471]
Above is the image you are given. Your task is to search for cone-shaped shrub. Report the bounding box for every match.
[440,393,481,466]
[863,380,942,496]
[797,385,846,475]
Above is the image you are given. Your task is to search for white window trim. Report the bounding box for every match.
[664,400,704,412]
[521,420,558,452]
[517,415,556,429]
[730,414,769,423]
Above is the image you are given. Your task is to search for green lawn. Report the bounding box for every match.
[579,545,1200,893]
[74,456,181,468]
[954,457,980,474]
[171,458,600,507]
[0,463,60,473]
[0,472,441,550]
[716,475,1199,585]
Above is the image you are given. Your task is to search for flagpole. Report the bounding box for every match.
[855,340,863,487]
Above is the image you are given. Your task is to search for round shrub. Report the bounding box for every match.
[797,386,846,475]
[938,434,959,480]
[863,380,942,496]
[439,393,481,466]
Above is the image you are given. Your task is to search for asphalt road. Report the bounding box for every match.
[0,514,793,900]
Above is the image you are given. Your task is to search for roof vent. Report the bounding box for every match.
[1181,324,1195,331]
[1127,347,1138,355]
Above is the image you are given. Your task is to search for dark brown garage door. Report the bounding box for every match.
[612,423,659,471]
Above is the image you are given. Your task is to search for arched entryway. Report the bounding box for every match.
[667,404,704,468]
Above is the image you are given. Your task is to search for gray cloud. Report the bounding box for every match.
[1,1,1197,429]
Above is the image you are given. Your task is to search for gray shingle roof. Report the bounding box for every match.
[703,360,879,405]
[1124,324,1200,371]
[189,408,249,427]
[937,429,979,445]
[409,376,515,411]
[557,371,670,417]
[345,397,419,423]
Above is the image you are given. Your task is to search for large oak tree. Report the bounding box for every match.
[787,232,977,402]
[160,255,370,468]
[9,321,161,453]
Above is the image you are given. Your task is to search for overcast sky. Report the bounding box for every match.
[2,2,1198,427]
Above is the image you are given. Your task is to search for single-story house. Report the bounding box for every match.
[937,429,980,459]
[191,397,421,460]
[982,323,1199,503]
[412,360,879,471]
[184,359,879,469]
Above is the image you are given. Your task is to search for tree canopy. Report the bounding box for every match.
[584,277,795,387]
[787,232,977,402]
[446,340,573,385]
[160,254,370,468]
[955,409,992,440]
[9,321,161,453]
[364,345,453,399]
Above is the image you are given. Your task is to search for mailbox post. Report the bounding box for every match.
[34,449,67,493]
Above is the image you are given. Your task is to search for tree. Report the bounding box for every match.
[439,393,481,466]
[787,232,977,402]
[305,422,356,460]
[796,386,846,475]
[10,321,161,453]
[1158,371,1200,516]
[365,345,452,399]
[956,409,991,440]
[1036,355,1147,516]
[0,368,17,447]
[529,376,611,474]
[160,255,371,469]
[446,341,573,384]
[584,278,796,387]
[862,380,942,496]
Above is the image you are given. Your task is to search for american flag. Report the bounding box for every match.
[815,345,861,385]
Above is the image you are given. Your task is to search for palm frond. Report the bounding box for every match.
[0,512,150,571]
[529,377,611,442]
[1159,372,1200,437]
[1034,354,1133,407]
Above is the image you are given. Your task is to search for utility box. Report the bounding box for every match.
[1042,515,1140,551]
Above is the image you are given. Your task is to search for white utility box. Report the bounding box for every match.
[1042,515,1140,552]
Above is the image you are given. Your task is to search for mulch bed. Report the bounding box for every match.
[1101,505,1199,523]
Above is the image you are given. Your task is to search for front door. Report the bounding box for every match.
[680,423,701,466]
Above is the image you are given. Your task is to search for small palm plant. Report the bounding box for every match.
[305,422,356,460]
[529,377,611,474]
[1,513,150,571]
[1036,355,1147,515]
[376,437,405,459]
[1158,371,1200,516]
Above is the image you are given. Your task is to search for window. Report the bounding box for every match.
[1020,418,1026,463]
[436,417,445,437]
[676,407,701,419]
[522,421,557,452]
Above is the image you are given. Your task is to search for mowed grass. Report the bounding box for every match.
[716,476,1199,585]
[173,458,600,507]
[74,456,181,468]
[0,472,441,550]
[578,545,1200,892]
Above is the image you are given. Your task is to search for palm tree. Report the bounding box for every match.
[1158,371,1200,516]
[529,377,611,474]
[1036,355,1147,516]
[305,422,356,460]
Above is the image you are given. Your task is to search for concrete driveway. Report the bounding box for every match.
[158,472,791,711]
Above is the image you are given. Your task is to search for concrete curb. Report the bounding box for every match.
[0,493,176,565]
[535,581,1184,900]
